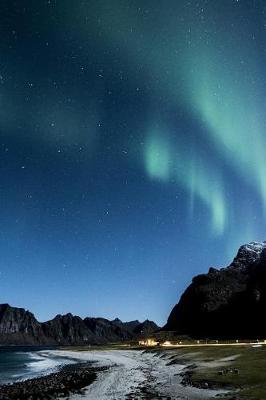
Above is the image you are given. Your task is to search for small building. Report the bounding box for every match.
[139,338,159,346]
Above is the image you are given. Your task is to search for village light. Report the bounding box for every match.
[161,341,172,347]
[138,339,159,347]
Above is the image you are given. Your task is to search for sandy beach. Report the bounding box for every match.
[0,348,231,399]
[51,349,227,400]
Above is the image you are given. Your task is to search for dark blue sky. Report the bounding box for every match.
[0,0,266,325]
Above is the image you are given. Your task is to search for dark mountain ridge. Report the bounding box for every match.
[164,241,266,339]
[0,304,159,345]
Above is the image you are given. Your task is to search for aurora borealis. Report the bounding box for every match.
[0,0,266,324]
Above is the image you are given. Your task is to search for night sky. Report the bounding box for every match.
[0,0,266,325]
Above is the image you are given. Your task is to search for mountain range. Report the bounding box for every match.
[165,241,266,339]
[0,304,159,345]
[4,240,266,345]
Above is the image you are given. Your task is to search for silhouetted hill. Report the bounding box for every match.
[0,304,159,345]
[164,241,266,339]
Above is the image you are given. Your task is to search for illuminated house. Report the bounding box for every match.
[138,338,159,346]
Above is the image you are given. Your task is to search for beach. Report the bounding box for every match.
[63,349,227,399]
[0,348,229,399]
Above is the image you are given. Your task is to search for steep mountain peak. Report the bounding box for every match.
[53,313,75,320]
[0,303,10,309]
[0,304,11,316]
[164,240,266,338]
[0,304,28,313]
[230,241,266,269]
[112,318,122,324]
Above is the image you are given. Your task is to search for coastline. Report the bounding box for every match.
[0,348,229,400]
[0,362,103,400]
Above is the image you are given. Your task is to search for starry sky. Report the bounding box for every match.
[0,0,266,325]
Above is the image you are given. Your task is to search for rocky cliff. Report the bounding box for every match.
[0,304,159,345]
[0,304,47,345]
[164,241,266,339]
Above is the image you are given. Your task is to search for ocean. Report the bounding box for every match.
[0,346,80,384]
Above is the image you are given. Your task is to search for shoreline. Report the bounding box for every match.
[0,348,231,400]
[0,362,106,400]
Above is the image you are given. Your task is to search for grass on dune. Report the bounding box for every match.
[171,345,266,400]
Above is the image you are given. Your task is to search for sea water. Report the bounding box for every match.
[0,347,79,384]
